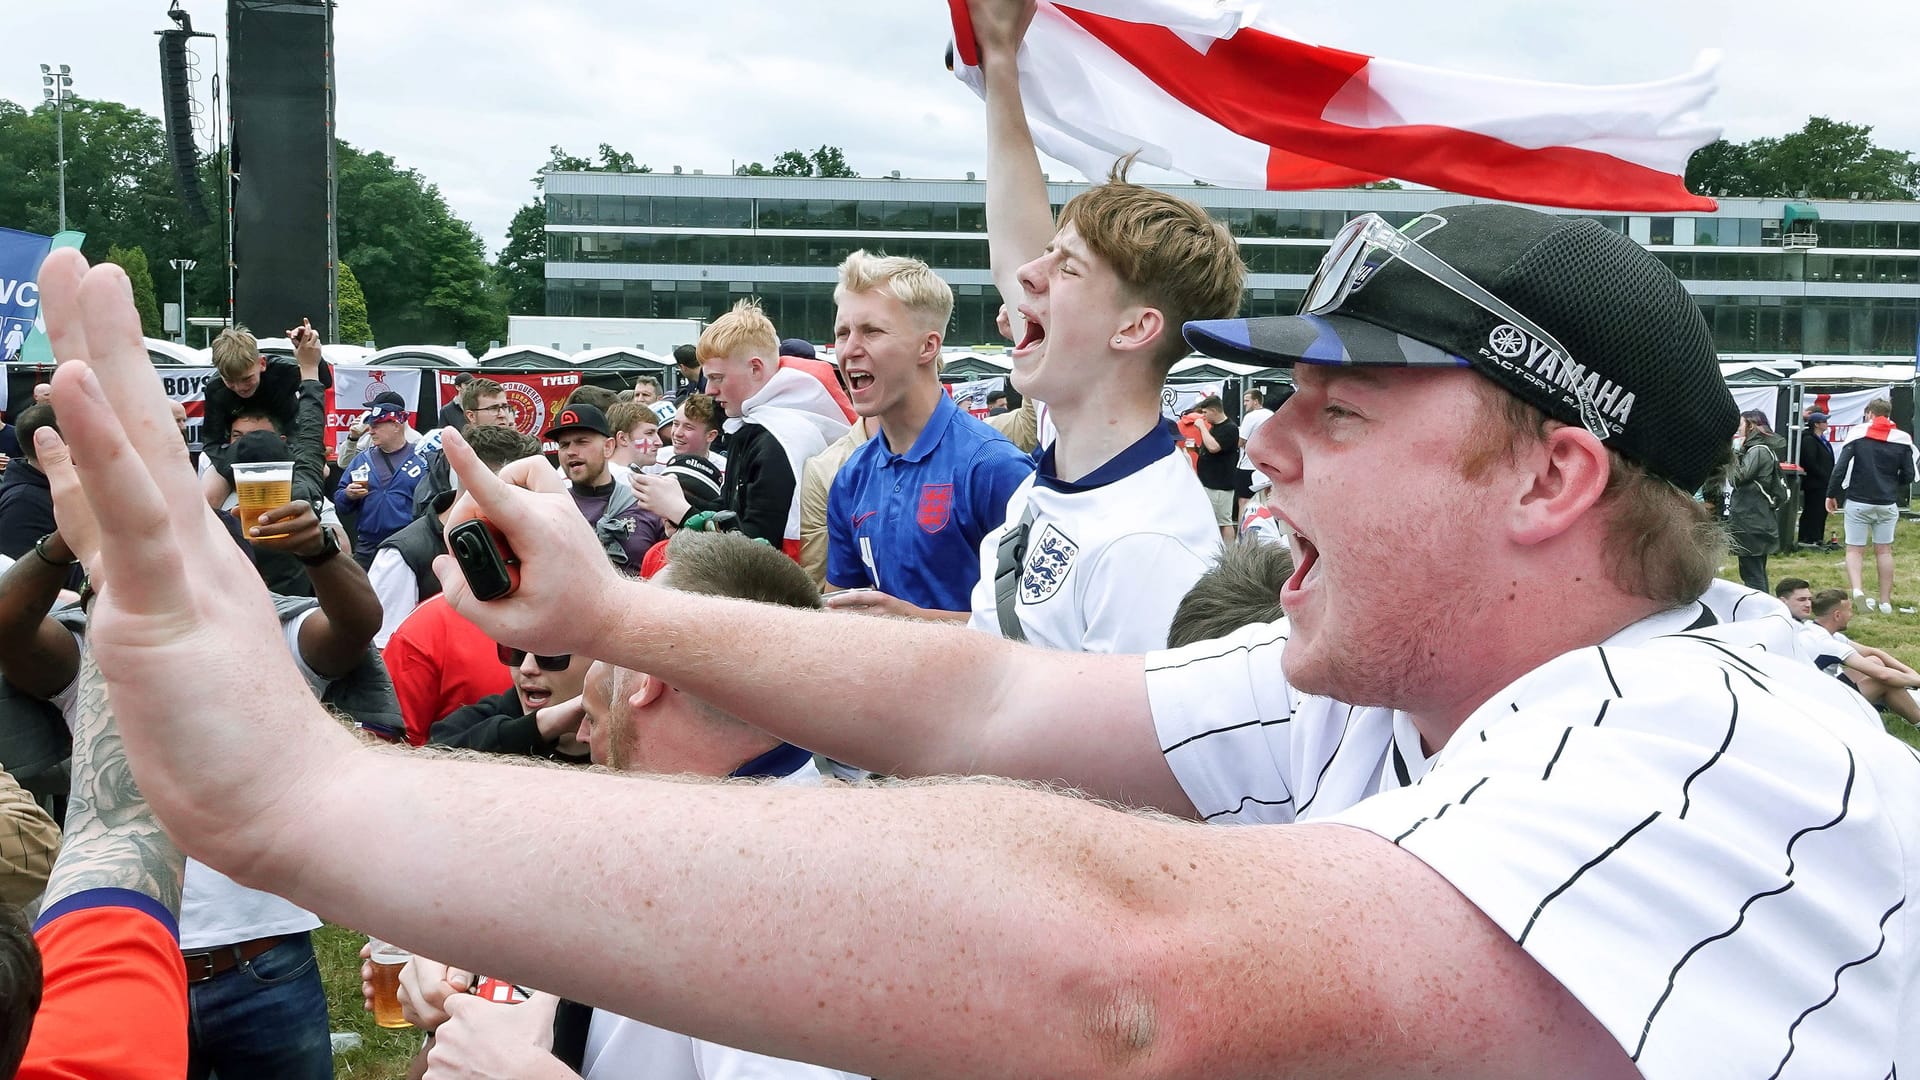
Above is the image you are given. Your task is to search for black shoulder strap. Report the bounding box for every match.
[992,504,1038,642]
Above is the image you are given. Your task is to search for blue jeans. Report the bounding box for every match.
[186,931,333,1080]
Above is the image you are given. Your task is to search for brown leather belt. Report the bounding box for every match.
[181,934,292,984]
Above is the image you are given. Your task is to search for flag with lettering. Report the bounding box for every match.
[327,367,425,459]
[948,0,1720,210]
[440,370,584,453]
[0,228,52,364]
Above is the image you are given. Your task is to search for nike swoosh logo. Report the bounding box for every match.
[852,511,878,527]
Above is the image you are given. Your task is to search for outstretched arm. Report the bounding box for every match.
[436,435,1189,814]
[975,0,1054,344]
[36,249,1633,1080]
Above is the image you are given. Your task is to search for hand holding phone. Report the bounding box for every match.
[446,516,521,601]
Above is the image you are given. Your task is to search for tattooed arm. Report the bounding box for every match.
[38,647,184,914]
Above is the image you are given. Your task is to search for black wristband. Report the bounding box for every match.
[32,533,77,568]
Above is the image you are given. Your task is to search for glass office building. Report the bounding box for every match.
[544,171,1920,360]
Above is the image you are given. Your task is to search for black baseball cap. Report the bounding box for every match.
[544,403,612,440]
[662,453,724,512]
[1184,204,1737,493]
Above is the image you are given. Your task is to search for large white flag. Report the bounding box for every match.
[948,0,1720,210]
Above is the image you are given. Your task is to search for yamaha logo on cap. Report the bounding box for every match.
[1479,323,1635,437]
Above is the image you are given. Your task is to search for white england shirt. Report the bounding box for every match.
[1146,603,1919,1077]
[966,421,1221,653]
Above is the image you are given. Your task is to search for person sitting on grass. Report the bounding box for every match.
[1797,588,1920,726]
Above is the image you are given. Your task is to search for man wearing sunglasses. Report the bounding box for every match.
[427,644,592,760]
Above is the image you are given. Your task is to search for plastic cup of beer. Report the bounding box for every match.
[232,461,295,541]
[367,941,413,1029]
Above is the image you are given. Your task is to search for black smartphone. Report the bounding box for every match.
[445,517,520,601]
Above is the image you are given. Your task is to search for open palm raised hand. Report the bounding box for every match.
[37,248,353,859]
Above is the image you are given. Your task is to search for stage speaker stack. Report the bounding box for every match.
[156,29,211,227]
[229,0,336,339]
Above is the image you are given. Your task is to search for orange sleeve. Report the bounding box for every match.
[18,891,188,1080]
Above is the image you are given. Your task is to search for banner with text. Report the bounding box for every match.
[157,366,219,452]
[326,367,424,460]
[946,376,1006,418]
[438,370,583,452]
[0,228,51,364]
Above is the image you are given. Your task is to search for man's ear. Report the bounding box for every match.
[1509,426,1612,547]
[627,672,668,712]
[1111,307,1167,356]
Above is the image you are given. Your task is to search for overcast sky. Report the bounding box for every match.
[7,1,1917,253]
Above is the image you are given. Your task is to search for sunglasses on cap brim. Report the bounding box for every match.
[497,645,571,671]
[1306,212,1612,441]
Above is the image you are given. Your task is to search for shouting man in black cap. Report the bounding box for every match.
[545,403,663,569]
[32,182,1920,1079]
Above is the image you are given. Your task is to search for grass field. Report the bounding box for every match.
[316,924,421,1080]
[311,528,1920,1076]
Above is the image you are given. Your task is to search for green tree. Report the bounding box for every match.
[808,145,857,178]
[0,97,221,318]
[1683,139,1755,199]
[496,201,548,317]
[103,245,164,338]
[736,146,855,178]
[542,144,592,177]
[335,141,505,346]
[337,261,373,344]
[1686,118,1917,200]
[595,143,650,173]
[770,149,814,177]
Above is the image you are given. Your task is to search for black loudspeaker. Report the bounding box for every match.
[156,29,210,227]
[229,0,335,340]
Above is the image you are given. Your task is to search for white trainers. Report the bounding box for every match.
[1855,590,1875,613]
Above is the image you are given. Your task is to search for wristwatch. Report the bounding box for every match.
[297,518,343,566]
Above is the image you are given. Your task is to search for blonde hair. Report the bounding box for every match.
[1460,379,1724,608]
[834,250,954,333]
[210,326,261,380]
[697,298,778,364]
[1057,162,1246,369]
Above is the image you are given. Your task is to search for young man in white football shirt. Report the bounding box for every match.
[1797,587,1920,724]
[963,1,1239,651]
[36,4,1920,1078]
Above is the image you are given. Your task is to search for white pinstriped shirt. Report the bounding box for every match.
[1147,603,1918,1078]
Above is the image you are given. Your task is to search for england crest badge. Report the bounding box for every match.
[1019,524,1078,604]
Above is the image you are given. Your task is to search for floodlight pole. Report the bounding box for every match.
[170,259,198,343]
[39,63,74,232]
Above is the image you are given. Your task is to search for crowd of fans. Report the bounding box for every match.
[2,1,1918,1075]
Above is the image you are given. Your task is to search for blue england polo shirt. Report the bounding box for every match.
[827,392,1035,611]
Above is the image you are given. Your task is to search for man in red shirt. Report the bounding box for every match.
[384,594,514,746]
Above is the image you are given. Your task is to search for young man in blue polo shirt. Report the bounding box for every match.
[960,1,1242,652]
[822,252,1032,621]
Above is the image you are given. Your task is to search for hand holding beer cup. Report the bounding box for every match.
[246,499,328,556]
[360,941,472,1031]
[232,460,296,539]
